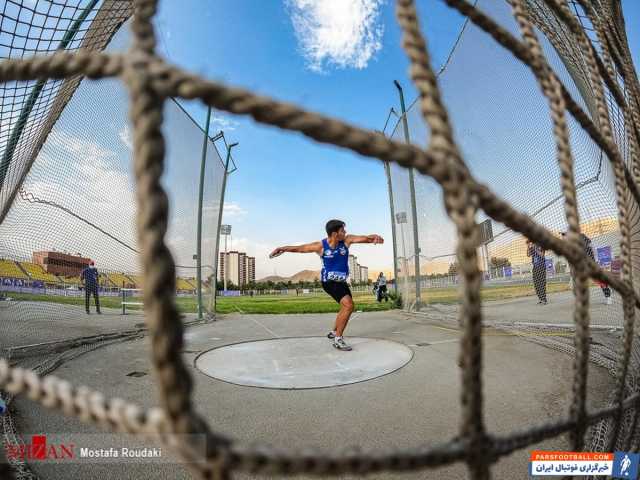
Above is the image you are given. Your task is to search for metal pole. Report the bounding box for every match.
[383,161,400,293]
[394,80,422,307]
[400,222,409,304]
[224,234,228,291]
[482,244,490,280]
[196,107,212,320]
[213,142,237,296]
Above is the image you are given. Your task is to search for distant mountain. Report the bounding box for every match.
[258,275,288,283]
[290,270,321,282]
[258,270,321,283]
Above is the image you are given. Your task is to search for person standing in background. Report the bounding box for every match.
[81,261,101,314]
[376,272,388,302]
[527,239,547,305]
[562,232,612,305]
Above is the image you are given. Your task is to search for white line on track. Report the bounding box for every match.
[249,316,281,338]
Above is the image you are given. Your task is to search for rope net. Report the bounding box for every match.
[0,2,228,477]
[0,0,638,478]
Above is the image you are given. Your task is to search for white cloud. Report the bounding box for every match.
[223,202,247,218]
[1,129,139,272]
[118,124,133,150]
[210,113,240,132]
[286,0,385,72]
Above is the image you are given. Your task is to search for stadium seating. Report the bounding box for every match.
[0,260,28,279]
[127,275,144,289]
[176,277,196,291]
[20,262,60,283]
[98,273,111,287]
[1,258,205,295]
[106,272,135,288]
[60,276,82,286]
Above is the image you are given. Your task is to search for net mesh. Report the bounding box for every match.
[0,0,638,478]
[0,2,228,477]
[386,0,640,470]
[388,0,628,326]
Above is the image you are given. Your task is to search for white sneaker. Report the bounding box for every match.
[333,338,353,351]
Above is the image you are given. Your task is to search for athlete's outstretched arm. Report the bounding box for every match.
[269,241,322,258]
[345,234,384,247]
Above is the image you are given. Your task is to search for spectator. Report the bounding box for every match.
[81,261,101,314]
[527,239,547,305]
[376,272,388,302]
[563,232,612,305]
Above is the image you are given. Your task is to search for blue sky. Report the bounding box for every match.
[149,0,640,280]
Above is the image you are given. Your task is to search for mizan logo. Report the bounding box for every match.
[5,435,75,461]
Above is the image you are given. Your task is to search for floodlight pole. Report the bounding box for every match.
[196,106,212,320]
[394,80,422,307]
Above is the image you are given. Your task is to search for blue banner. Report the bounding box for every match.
[545,258,554,273]
[597,246,612,266]
[222,290,241,297]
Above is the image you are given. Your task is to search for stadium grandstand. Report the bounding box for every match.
[18,262,60,284]
[0,259,27,280]
[127,274,144,289]
[0,252,196,293]
[105,272,135,289]
[176,277,196,292]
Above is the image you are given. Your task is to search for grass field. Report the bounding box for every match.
[421,281,571,304]
[215,292,394,314]
[2,281,572,314]
[1,291,394,314]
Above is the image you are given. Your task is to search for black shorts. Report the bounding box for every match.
[322,281,352,304]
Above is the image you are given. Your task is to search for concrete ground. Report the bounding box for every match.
[0,301,149,349]
[8,299,615,480]
[483,287,624,329]
[418,287,624,330]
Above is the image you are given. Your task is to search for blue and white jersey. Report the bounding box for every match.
[320,238,349,283]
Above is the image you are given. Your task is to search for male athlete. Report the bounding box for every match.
[269,220,383,351]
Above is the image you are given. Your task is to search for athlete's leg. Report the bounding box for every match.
[94,287,101,313]
[335,295,354,337]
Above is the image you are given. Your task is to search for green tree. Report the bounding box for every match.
[448,262,458,275]
[490,257,511,268]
